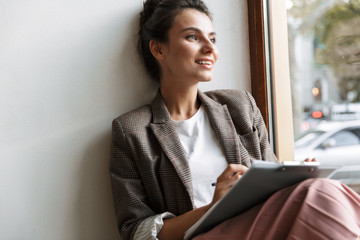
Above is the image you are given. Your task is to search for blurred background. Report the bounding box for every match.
[287,0,360,192]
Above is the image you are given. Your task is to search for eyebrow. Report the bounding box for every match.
[180,27,216,36]
[335,35,358,41]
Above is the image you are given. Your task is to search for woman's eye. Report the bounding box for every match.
[186,35,197,40]
[337,37,355,47]
[210,38,217,44]
[338,40,353,47]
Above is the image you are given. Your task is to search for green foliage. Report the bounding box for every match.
[314,1,360,44]
[288,0,323,20]
[288,0,360,43]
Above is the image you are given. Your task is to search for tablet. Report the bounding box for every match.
[184,161,337,240]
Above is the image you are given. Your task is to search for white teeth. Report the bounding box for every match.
[196,61,211,65]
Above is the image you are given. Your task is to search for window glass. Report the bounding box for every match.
[294,130,324,148]
[331,130,360,147]
[287,0,360,193]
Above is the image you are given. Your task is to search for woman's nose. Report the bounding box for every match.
[201,39,216,53]
[355,38,360,56]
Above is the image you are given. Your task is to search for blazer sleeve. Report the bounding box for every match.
[245,91,278,162]
[110,118,155,240]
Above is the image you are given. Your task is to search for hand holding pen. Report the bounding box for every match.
[209,164,248,208]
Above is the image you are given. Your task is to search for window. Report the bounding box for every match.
[286,0,360,163]
[331,130,360,147]
[248,0,360,193]
[248,0,294,160]
[295,130,324,148]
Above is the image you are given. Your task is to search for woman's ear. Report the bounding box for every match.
[149,40,165,60]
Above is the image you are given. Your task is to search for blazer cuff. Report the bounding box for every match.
[133,212,175,240]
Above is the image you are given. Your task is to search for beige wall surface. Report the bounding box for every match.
[0,0,250,239]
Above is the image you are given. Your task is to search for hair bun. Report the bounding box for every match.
[140,0,162,27]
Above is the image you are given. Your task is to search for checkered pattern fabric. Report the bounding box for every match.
[110,89,278,239]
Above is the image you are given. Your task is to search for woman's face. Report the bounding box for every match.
[323,16,360,78]
[158,8,219,85]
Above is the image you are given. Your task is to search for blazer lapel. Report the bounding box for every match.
[198,91,242,165]
[150,91,194,203]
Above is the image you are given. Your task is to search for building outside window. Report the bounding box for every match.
[286,0,360,192]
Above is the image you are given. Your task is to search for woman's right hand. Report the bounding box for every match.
[158,164,248,240]
[209,164,248,207]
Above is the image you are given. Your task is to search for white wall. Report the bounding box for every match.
[0,0,250,239]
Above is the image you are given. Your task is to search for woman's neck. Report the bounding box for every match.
[160,82,200,121]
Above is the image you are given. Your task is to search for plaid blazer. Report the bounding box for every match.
[110,89,277,239]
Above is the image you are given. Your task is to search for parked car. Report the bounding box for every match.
[300,102,360,131]
[294,120,360,193]
[294,120,360,166]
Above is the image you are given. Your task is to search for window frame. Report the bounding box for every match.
[247,0,294,162]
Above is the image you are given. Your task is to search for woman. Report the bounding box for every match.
[314,1,360,102]
[110,0,360,239]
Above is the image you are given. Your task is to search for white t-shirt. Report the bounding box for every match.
[173,105,228,208]
[133,105,228,239]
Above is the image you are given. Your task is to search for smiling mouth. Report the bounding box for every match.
[195,60,212,65]
[347,59,360,65]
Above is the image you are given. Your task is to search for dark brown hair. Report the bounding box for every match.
[138,0,211,82]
